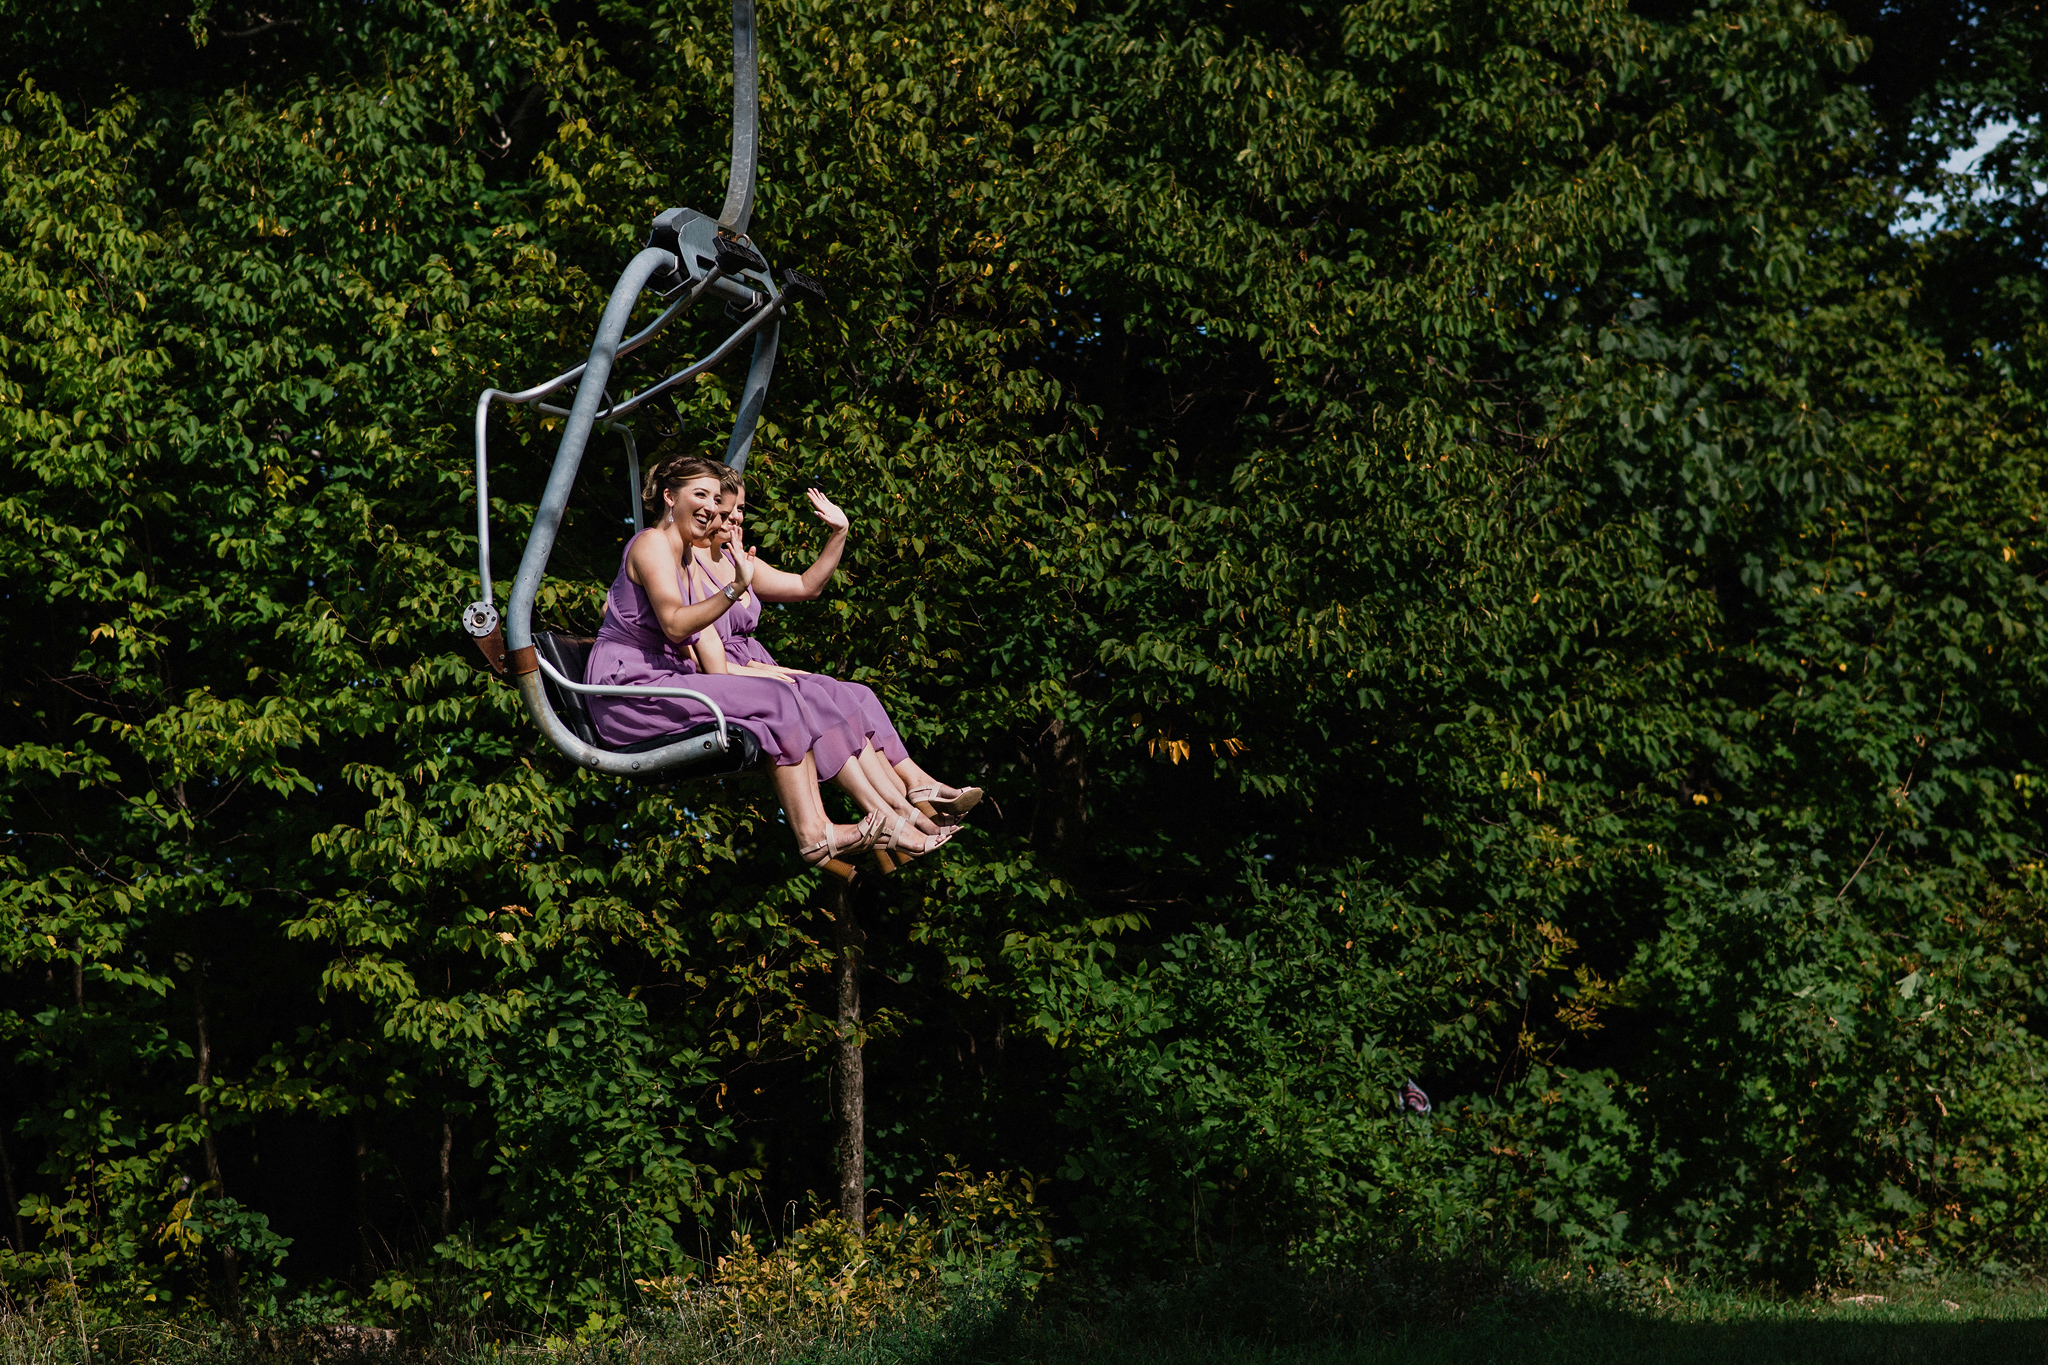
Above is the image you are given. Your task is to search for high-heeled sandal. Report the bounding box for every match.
[799,820,873,882]
[905,784,983,823]
[830,810,916,876]
[871,812,954,867]
[854,809,901,875]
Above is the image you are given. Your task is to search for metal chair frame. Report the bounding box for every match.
[460,0,822,781]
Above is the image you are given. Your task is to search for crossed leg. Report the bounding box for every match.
[824,742,948,850]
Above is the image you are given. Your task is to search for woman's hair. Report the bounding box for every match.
[641,454,742,524]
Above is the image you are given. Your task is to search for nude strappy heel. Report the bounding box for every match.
[799,820,873,882]
[853,810,899,874]
[905,785,982,823]
[869,812,954,872]
[841,809,907,876]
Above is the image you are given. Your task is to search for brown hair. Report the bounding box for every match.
[641,454,741,524]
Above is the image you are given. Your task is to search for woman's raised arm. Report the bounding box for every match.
[749,487,850,602]
[632,531,753,643]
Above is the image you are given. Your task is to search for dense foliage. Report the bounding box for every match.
[6,0,2048,1328]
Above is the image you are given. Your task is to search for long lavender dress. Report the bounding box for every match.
[584,534,861,777]
[692,555,910,766]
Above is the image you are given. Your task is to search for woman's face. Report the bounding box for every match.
[665,477,726,543]
[714,488,745,546]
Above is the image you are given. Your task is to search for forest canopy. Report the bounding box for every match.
[6,0,2048,1324]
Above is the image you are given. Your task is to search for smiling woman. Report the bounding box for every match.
[687,475,984,836]
[581,455,897,877]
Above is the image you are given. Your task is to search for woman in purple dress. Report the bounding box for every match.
[583,456,947,872]
[688,475,983,825]
[674,474,952,855]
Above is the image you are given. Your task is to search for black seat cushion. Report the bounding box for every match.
[532,633,601,747]
[532,630,764,773]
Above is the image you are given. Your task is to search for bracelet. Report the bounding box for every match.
[722,582,742,602]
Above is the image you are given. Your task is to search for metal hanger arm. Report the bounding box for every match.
[462,0,828,786]
[718,0,759,237]
[723,318,779,473]
[504,246,677,660]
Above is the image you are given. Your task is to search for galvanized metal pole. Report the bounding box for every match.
[504,247,675,662]
[718,0,759,237]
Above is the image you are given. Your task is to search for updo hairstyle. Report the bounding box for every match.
[640,454,743,525]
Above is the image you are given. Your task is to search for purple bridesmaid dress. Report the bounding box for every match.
[694,553,910,765]
[584,534,861,777]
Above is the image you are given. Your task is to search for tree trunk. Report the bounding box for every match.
[831,881,865,1233]
[192,971,242,1316]
[0,1127,25,1253]
[352,1110,374,1275]
[438,1108,453,1239]
[59,1239,91,1365]
[1026,716,1089,873]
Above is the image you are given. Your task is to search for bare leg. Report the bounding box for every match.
[856,745,940,835]
[893,758,969,801]
[860,745,913,803]
[828,745,945,848]
[773,754,864,857]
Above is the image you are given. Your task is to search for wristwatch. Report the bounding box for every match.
[722,583,742,602]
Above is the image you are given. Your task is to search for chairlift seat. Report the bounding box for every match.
[532,631,764,770]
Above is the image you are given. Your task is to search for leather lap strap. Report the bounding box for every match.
[470,627,508,674]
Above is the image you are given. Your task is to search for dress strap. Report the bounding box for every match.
[692,548,747,607]
[684,553,729,605]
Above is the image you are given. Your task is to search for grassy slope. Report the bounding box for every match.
[843,1280,2048,1365]
[7,1278,2048,1365]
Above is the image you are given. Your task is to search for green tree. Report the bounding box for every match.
[7,0,2048,1324]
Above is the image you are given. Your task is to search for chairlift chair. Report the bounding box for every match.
[461,0,824,781]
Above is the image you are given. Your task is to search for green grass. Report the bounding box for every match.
[8,1272,2048,1365]
[976,1294,2048,1365]
[824,1273,2048,1365]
